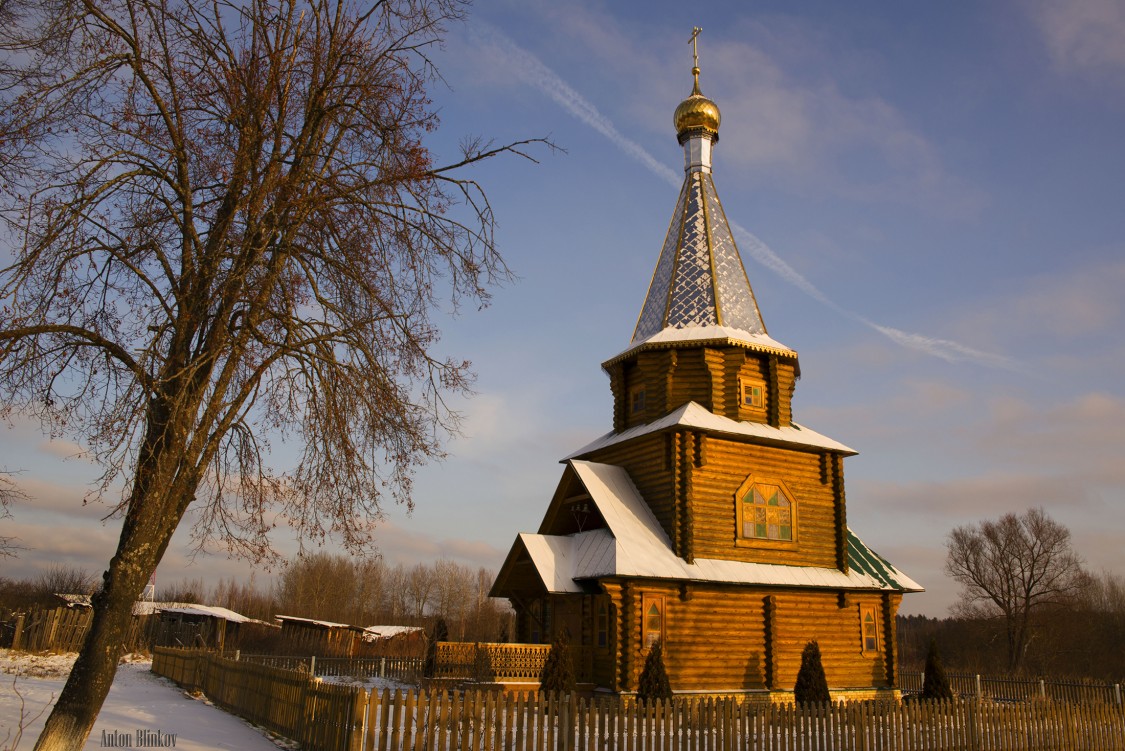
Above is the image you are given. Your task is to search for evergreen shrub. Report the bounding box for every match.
[794,639,831,705]
[637,639,673,704]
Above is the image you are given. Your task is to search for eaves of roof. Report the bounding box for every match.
[566,402,857,459]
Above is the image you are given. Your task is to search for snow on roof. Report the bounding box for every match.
[520,529,616,593]
[128,601,263,623]
[519,460,921,594]
[56,593,92,608]
[361,625,424,641]
[275,615,359,630]
[568,401,856,458]
[157,604,259,624]
[610,325,795,367]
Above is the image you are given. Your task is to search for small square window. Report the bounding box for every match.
[630,386,647,414]
[740,378,765,409]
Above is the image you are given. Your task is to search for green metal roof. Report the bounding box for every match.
[847,529,923,592]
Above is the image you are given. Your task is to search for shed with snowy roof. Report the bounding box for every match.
[491,40,921,701]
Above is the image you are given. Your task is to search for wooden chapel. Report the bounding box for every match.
[490,36,921,701]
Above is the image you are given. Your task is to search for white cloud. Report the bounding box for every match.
[461,22,1013,371]
[1030,0,1125,76]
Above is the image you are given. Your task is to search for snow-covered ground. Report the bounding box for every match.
[0,650,289,750]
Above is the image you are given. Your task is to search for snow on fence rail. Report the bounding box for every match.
[899,671,1123,705]
[238,653,423,683]
[154,648,1125,751]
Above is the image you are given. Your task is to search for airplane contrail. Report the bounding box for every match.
[468,21,1020,370]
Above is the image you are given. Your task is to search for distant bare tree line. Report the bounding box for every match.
[1,555,513,645]
[171,554,513,642]
[899,569,1125,683]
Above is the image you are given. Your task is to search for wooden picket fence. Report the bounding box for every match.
[362,690,1124,751]
[152,648,1125,751]
[152,647,363,751]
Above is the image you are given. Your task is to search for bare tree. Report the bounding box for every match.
[405,561,436,618]
[275,551,361,620]
[945,507,1085,672]
[0,0,547,747]
[1,470,28,557]
[35,565,98,597]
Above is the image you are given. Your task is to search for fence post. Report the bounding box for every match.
[10,616,23,652]
[380,657,386,679]
[975,674,982,698]
[1039,679,1046,699]
[1115,684,1121,707]
[309,655,316,677]
[234,649,240,661]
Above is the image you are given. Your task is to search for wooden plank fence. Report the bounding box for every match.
[9,606,154,653]
[10,607,93,652]
[152,648,1125,751]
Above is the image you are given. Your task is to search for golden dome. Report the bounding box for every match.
[674,66,721,138]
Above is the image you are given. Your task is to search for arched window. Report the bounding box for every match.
[738,481,795,541]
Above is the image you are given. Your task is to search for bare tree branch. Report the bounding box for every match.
[0,0,551,746]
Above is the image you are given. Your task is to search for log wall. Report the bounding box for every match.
[688,436,840,568]
[608,345,800,434]
[595,580,901,694]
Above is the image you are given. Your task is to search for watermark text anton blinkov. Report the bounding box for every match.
[100,728,178,747]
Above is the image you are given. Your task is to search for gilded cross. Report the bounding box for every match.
[689,26,702,68]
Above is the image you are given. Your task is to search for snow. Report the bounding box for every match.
[131,602,261,623]
[623,325,794,358]
[0,650,288,750]
[360,625,423,641]
[154,604,265,625]
[275,614,357,630]
[514,460,923,593]
[567,401,857,458]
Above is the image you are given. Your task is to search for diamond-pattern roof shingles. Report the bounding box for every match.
[664,181,718,331]
[631,171,769,347]
[633,180,688,341]
[703,175,766,335]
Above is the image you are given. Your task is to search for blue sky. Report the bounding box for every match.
[3,0,1125,618]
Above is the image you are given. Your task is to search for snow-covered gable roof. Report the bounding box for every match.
[129,601,263,623]
[56,593,92,608]
[157,604,258,624]
[517,460,921,594]
[568,401,856,458]
[361,625,424,641]
[276,615,360,630]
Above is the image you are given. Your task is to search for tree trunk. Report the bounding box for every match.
[34,465,190,750]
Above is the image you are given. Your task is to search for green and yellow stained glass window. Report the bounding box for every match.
[741,483,793,541]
